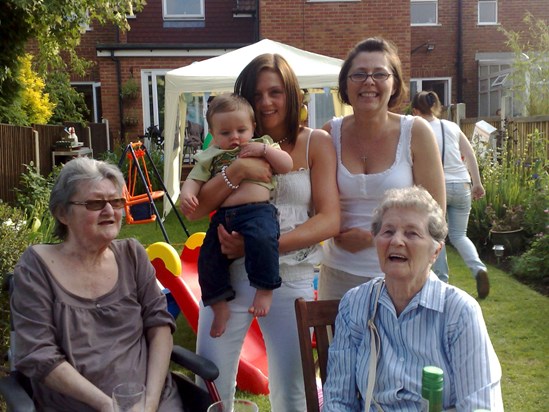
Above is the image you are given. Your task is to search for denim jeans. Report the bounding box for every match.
[198,202,281,306]
[432,182,487,282]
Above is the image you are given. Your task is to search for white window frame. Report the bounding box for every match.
[411,0,438,26]
[410,77,451,106]
[491,73,509,88]
[71,81,101,123]
[478,64,516,116]
[478,0,498,25]
[141,70,168,135]
[163,0,204,20]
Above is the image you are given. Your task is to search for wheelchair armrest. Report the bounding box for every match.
[0,373,36,412]
[171,345,219,382]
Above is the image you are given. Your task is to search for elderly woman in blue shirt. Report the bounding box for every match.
[323,186,503,411]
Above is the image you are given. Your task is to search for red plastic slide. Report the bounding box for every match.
[146,235,270,395]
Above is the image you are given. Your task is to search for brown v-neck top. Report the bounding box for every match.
[12,238,182,411]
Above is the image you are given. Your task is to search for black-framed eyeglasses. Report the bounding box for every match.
[348,72,392,83]
[69,198,126,211]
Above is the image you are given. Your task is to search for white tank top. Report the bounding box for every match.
[321,115,415,278]
[431,118,470,183]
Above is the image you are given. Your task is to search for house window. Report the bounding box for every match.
[72,82,101,123]
[478,0,497,25]
[163,0,204,20]
[410,78,451,106]
[411,0,438,26]
[142,70,167,135]
[478,64,515,116]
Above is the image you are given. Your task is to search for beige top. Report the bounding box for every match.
[12,238,182,411]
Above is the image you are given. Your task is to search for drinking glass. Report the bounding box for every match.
[112,382,146,412]
[207,399,259,412]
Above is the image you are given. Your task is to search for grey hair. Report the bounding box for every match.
[49,157,125,240]
[371,186,448,242]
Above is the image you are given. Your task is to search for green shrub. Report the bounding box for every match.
[511,234,549,282]
[469,129,548,253]
[14,162,60,244]
[0,203,33,356]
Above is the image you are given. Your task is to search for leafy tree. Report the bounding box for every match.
[0,0,145,123]
[499,13,549,116]
[45,71,89,125]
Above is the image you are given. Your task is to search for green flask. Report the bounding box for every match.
[421,365,444,412]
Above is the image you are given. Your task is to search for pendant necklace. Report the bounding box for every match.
[358,138,367,162]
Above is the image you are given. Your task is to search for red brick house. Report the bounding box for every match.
[74,0,547,140]
[411,0,549,117]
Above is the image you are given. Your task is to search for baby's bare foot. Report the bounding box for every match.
[248,289,273,317]
[210,301,230,338]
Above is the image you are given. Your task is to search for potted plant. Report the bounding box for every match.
[121,77,140,100]
[123,108,139,127]
[486,203,525,254]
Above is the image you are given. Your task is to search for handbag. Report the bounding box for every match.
[440,120,446,166]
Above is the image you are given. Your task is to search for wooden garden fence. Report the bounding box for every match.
[460,115,549,158]
[0,122,110,204]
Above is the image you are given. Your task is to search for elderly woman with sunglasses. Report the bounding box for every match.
[323,186,503,411]
[318,37,446,301]
[11,157,182,412]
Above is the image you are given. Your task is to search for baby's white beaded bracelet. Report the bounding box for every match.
[221,165,239,190]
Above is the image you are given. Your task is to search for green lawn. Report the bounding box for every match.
[120,213,549,411]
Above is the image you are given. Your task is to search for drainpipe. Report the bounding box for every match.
[111,28,125,141]
[254,0,260,41]
[456,0,463,103]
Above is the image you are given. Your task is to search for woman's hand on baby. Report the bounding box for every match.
[334,228,374,253]
[232,157,272,183]
[217,224,245,259]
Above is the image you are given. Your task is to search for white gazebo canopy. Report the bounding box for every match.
[163,38,345,215]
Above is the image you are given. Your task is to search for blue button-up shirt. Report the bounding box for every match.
[323,273,503,411]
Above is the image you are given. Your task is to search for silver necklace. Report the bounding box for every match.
[357,138,367,162]
[276,136,290,145]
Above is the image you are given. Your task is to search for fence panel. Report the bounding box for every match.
[0,124,36,203]
[506,116,549,158]
[32,124,68,175]
[460,115,548,158]
[88,122,110,157]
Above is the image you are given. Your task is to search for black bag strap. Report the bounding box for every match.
[440,120,446,166]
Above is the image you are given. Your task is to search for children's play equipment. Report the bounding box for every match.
[118,141,189,242]
[146,235,270,395]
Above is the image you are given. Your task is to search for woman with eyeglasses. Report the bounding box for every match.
[11,157,183,411]
[323,186,502,411]
[318,37,446,300]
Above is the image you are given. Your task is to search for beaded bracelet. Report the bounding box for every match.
[263,143,267,157]
[221,165,239,190]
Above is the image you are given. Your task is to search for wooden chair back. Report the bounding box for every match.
[295,297,340,412]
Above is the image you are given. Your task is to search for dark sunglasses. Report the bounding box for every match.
[69,198,126,211]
